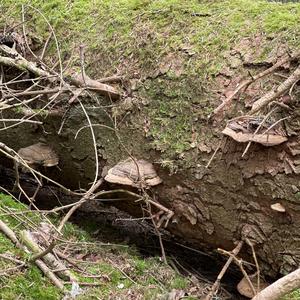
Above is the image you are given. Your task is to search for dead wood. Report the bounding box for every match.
[251,267,300,300]
[222,127,287,147]
[0,219,23,248]
[30,239,56,262]
[70,72,120,99]
[251,63,300,114]
[0,44,121,99]
[0,44,52,79]
[97,75,124,83]
[0,219,66,292]
[204,241,244,300]
[218,248,256,297]
[20,230,76,282]
[213,51,300,118]
[33,258,66,291]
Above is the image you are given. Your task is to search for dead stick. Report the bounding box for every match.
[246,239,260,294]
[57,179,103,232]
[20,230,76,282]
[204,241,244,300]
[206,138,223,168]
[252,268,300,300]
[251,63,300,114]
[30,240,56,262]
[241,108,277,158]
[218,248,256,296]
[213,51,300,117]
[0,219,22,248]
[0,220,66,292]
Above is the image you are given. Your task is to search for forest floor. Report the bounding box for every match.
[0,193,199,300]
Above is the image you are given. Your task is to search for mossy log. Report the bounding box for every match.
[1,106,300,279]
[1,0,300,281]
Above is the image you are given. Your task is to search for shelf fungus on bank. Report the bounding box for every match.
[237,274,269,298]
[270,202,286,213]
[222,116,288,146]
[17,142,59,172]
[104,158,162,189]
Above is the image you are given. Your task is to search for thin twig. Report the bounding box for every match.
[218,248,256,297]
[241,107,277,157]
[57,179,103,232]
[204,241,244,300]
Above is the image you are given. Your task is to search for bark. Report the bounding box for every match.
[0,46,300,282]
[2,115,300,279]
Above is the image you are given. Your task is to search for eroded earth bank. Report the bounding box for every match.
[0,1,300,298]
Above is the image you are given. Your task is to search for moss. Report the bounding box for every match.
[1,266,61,300]
[281,289,300,300]
[1,0,300,168]
[0,193,192,299]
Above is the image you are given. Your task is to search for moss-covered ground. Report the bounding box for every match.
[1,0,300,169]
[0,193,196,299]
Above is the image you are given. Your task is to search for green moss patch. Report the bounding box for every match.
[0,193,195,299]
[1,0,299,165]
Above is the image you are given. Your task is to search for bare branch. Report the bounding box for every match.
[252,268,300,300]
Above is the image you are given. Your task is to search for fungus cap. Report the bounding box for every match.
[271,202,286,213]
[104,158,162,188]
[222,127,287,146]
[17,143,59,167]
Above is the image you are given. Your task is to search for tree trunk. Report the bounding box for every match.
[1,103,300,279]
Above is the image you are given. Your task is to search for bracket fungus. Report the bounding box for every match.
[17,142,59,171]
[270,202,286,213]
[237,275,269,298]
[104,158,162,188]
[222,116,288,146]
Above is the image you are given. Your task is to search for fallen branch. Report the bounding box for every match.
[0,44,52,79]
[97,75,124,83]
[204,241,244,300]
[241,107,277,157]
[251,63,300,114]
[0,253,25,265]
[213,51,300,118]
[218,248,256,297]
[246,239,261,296]
[30,240,56,262]
[20,230,76,282]
[0,44,121,99]
[252,268,300,300]
[0,219,23,248]
[70,71,120,99]
[0,219,66,292]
